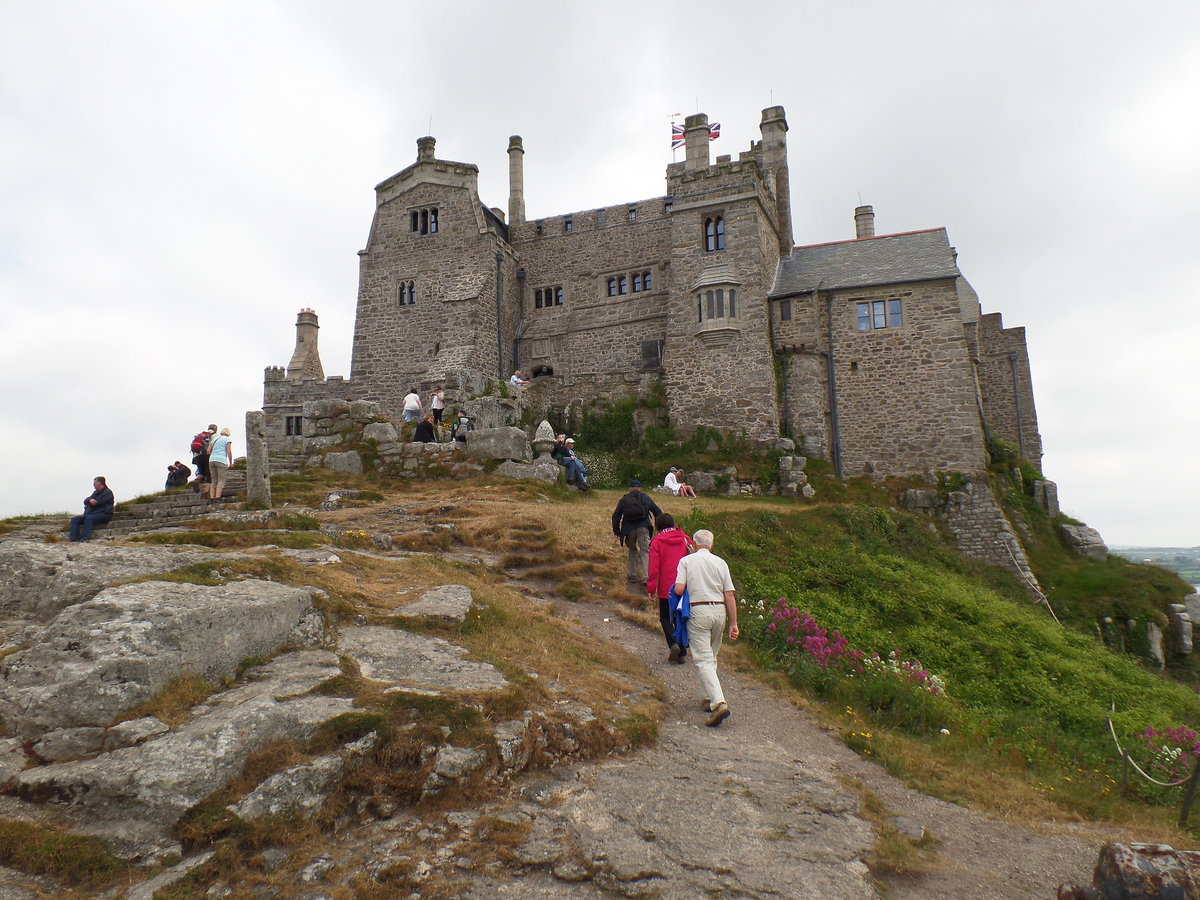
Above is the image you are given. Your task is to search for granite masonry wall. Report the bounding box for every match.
[976,312,1043,466]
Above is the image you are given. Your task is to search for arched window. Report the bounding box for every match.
[554,287,564,306]
[643,271,652,290]
[607,278,617,297]
[407,281,416,305]
[618,276,628,295]
[632,272,643,292]
[534,289,543,309]
[398,281,416,306]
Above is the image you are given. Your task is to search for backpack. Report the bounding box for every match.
[190,432,209,453]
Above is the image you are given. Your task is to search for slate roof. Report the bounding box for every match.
[770,228,961,297]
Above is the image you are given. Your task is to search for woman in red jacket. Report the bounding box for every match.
[646,512,695,663]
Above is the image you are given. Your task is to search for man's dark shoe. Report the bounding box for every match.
[706,701,730,727]
[668,643,683,663]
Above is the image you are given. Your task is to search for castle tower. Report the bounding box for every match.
[508,135,525,225]
[759,106,793,252]
[286,308,324,381]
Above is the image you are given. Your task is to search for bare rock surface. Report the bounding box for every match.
[339,625,510,694]
[0,541,230,621]
[394,584,474,622]
[0,580,325,741]
[8,650,351,859]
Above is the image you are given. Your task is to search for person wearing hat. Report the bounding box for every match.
[612,479,662,586]
[555,437,589,490]
[663,466,698,498]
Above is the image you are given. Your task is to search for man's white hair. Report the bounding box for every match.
[693,529,714,548]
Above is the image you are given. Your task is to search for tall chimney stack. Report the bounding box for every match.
[854,205,876,239]
[684,113,711,172]
[759,106,792,252]
[508,135,525,225]
[286,308,324,381]
[416,136,436,163]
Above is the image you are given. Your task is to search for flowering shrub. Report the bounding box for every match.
[748,597,951,732]
[1138,725,1200,784]
[862,650,946,697]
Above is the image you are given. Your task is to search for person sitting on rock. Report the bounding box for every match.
[69,476,114,542]
[557,438,589,490]
[450,410,474,443]
[664,466,698,498]
[413,413,437,443]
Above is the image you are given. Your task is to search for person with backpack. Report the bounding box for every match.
[191,424,216,482]
[612,479,662,586]
[204,427,233,499]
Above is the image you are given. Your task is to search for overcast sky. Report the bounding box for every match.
[1,1,1197,547]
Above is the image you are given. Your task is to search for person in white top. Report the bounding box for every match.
[674,530,738,727]
[402,388,423,422]
[663,466,698,498]
[430,386,446,425]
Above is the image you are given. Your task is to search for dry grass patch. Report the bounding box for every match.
[119,675,219,727]
[0,819,131,889]
[840,776,941,878]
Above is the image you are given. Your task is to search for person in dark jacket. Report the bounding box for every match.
[413,413,437,443]
[69,476,114,542]
[647,512,695,662]
[612,479,662,585]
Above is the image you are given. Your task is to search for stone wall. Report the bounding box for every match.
[829,279,988,476]
[900,481,1042,593]
[976,312,1043,466]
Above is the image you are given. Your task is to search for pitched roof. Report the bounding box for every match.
[770,228,961,297]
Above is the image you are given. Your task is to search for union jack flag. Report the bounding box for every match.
[671,121,720,149]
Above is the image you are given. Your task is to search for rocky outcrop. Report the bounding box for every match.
[8,651,351,860]
[0,580,325,743]
[1060,523,1108,560]
[0,542,228,621]
[339,626,511,694]
[465,426,533,463]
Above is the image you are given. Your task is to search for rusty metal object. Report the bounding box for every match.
[1059,842,1200,899]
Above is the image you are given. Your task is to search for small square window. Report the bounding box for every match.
[563,218,573,233]
[627,206,637,222]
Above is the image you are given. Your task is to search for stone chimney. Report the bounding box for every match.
[286,308,324,381]
[684,113,711,172]
[854,205,876,239]
[759,106,792,252]
[416,136,436,163]
[508,135,525,225]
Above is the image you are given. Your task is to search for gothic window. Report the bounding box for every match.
[855,299,903,331]
[397,281,416,306]
[643,271,652,291]
[632,272,643,292]
[607,278,617,297]
[410,207,438,235]
[697,287,736,321]
[535,286,563,309]
[704,216,725,252]
[284,415,303,436]
[618,276,628,295]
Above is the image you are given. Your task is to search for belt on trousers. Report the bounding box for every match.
[691,601,724,606]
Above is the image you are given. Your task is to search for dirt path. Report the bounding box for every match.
[448,589,1111,898]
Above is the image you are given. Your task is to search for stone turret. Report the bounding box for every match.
[286,308,324,381]
[683,114,711,172]
[759,106,792,252]
[508,135,525,225]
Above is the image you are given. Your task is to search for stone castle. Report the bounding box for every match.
[263,105,1041,480]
